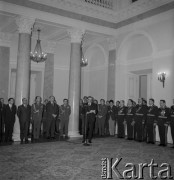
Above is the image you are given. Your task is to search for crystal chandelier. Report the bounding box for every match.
[30,29,47,63]
[81,38,88,67]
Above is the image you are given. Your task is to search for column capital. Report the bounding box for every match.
[15,16,35,34]
[46,41,57,54]
[107,37,117,51]
[67,28,85,43]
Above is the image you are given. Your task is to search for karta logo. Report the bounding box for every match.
[101,158,173,179]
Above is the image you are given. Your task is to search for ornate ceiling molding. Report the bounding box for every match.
[67,28,85,43]
[15,16,35,34]
[29,0,174,23]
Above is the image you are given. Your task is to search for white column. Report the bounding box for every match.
[67,28,85,138]
[13,16,35,141]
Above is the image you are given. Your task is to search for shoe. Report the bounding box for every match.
[82,140,85,143]
[20,140,23,144]
[65,136,69,140]
[25,139,29,144]
[159,144,166,146]
[59,136,64,140]
[88,140,92,143]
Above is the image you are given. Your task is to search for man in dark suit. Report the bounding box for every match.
[46,96,59,139]
[146,98,158,144]
[4,98,17,142]
[83,96,97,143]
[157,100,170,146]
[17,98,31,144]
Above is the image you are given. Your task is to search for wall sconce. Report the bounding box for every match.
[158,72,166,88]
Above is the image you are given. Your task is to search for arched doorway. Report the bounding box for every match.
[81,44,108,100]
[115,32,155,102]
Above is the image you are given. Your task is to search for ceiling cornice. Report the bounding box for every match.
[0,0,174,30]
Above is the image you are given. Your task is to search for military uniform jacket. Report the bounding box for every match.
[158,107,170,124]
[59,105,71,121]
[125,106,135,122]
[117,106,127,119]
[46,102,59,120]
[98,104,108,118]
[146,105,158,124]
[134,105,147,123]
[17,104,31,123]
[31,103,44,121]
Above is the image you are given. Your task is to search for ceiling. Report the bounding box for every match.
[0,10,112,46]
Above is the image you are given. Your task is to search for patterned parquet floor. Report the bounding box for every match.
[0,137,173,180]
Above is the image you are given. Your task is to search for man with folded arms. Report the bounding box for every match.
[146,98,158,144]
[157,100,170,146]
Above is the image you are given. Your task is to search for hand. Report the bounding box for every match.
[164,124,168,127]
[52,114,57,118]
[131,121,135,126]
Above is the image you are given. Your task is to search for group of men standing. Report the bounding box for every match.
[0,95,174,148]
[80,96,174,148]
[0,96,71,144]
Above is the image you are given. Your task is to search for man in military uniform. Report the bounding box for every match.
[125,99,136,140]
[31,96,44,141]
[170,101,174,148]
[146,98,158,144]
[157,100,170,146]
[97,99,108,137]
[46,96,59,139]
[59,99,71,139]
[17,98,31,144]
[134,98,147,142]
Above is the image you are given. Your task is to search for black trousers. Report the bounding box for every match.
[146,122,154,143]
[19,120,29,141]
[46,117,56,138]
[5,121,15,141]
[117,116,125,138]
[83,115,95,141]
[135,117,144,141]
[126,118,134,139]
[158,119,167,145]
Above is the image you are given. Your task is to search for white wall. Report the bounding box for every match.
[116,10,174,107]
